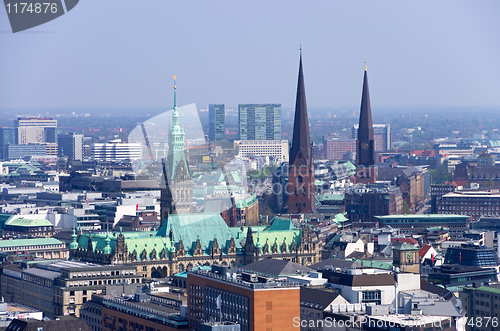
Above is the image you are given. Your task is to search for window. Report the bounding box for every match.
[362,290,381,305]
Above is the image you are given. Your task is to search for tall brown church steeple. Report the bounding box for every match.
[355,62,376,183]
[287,51,315,214]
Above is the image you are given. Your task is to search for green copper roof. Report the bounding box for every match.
[253,229,302,254]
[353,258,393,270]
[0,238,63,248]
[157,213,233,251]
[235,194,257,208]
[393,243,418,251]
[317,193,345,202]
[473,286,500,295]
[5,218,53,227]
[268,217,294,231]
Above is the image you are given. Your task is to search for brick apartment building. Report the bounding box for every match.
[436,190,500,221]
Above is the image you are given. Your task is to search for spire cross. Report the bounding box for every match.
[364,61,367,71]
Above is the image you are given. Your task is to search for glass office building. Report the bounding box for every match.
[238,104,281,140]
[208,104,225,141]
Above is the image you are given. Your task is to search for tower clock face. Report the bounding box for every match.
[361,142,369,150]
[406,252,412,259]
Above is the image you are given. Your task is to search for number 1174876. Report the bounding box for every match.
[464,317,498,328]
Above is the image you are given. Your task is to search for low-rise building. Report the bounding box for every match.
[376,214,470,238]
[1,260,141,318]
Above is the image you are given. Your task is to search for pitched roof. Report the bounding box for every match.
[241,258,312,277]
[327,272,396,287]
[300,287,340,310]
[5,316,92,331]
[419,244,432,258]
[308,258,362,270]
[156,213,233,251]
[391,237,418,245]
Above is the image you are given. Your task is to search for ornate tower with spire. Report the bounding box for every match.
[355,62,377,184]
[287,50,315,214]
[160,76,193,225]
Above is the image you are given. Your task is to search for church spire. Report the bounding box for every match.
[356,62,375,167]
[289,50,312,166]
[287,49,315,214]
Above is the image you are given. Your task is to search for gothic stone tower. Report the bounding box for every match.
[160,76,194,225]
[287,51,315,214]
[355,63,377,184]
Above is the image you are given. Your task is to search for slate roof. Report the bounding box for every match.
[241,258,313,277]
[327,272,396,287]
[5,316,92,331]
[300,287,341,310]
[308,258,362,270]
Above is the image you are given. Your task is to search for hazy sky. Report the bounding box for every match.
[1,0,500,110]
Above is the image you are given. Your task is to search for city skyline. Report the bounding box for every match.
[0,1,499,110]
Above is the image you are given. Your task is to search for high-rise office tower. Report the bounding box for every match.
[0,128,17,160]
[208,104,225,141]
[287,52,314,214]
[14,117,57,144]
[355,63,376,184]
[238,104,281,140]
[58,133,84,161]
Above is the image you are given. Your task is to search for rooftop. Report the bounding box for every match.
[0,238,63,248]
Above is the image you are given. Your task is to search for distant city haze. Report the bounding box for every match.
[1,0,500,110]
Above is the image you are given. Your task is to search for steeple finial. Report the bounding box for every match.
[299,42,302,51]
[173,75,177,110]
[364,61,367,71]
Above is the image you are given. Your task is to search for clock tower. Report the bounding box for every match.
[355,62,377,184]
[287,50,314,214]
[392,243,420,273]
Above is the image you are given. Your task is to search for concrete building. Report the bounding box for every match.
[238,104,281,141]
[234,140,288,164]
[376,214,470,238]
[0,260,141,318]
[91,140,141,161]
[58,133,84,161]
[187,265,300,331]
[0,238,67,260]
[14,117,57,145]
